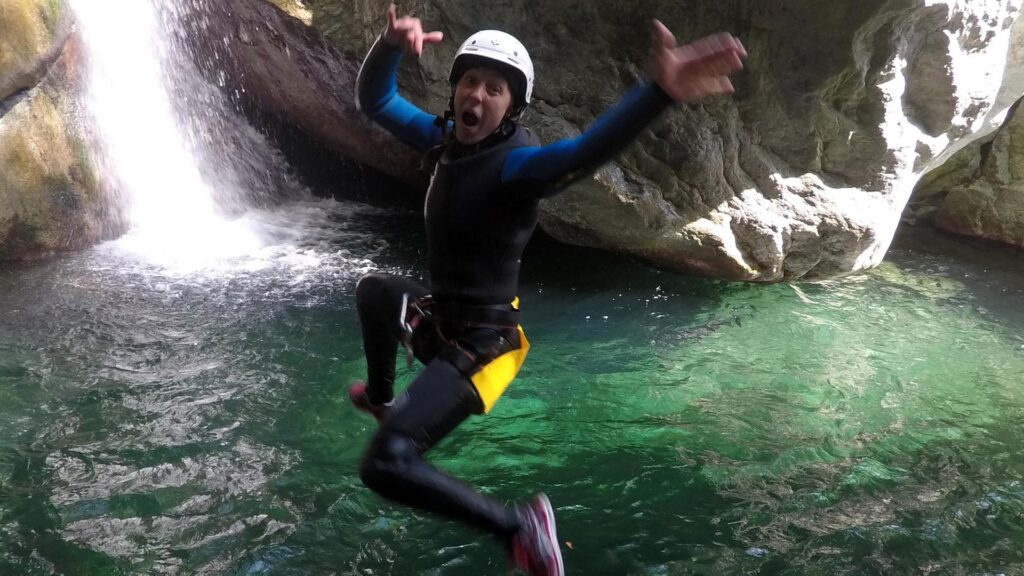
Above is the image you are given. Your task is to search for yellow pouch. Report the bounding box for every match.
[470,325,529,413]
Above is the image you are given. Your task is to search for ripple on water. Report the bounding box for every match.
[2,219,1024,574]
[0,198,421,573]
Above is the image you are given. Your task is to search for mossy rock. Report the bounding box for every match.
[266,0,312,25]
[0,61,106,259]
[0,0,71,102]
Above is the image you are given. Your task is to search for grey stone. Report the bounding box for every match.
[934,97,1024,245]
[6,0,1024,271]
[173,0,425,188]
[294,0,1024,280]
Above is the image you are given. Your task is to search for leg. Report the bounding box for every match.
[354,273,428,405]
[359,358,521,539]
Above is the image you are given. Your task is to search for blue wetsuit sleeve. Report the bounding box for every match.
[502,82,674,196]
[355,35,443,152]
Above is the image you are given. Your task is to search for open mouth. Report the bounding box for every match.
[461,111,480,127]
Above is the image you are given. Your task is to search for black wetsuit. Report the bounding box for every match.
[354,34,673,542]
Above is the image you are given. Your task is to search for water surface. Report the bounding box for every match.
[1,205,1023,575]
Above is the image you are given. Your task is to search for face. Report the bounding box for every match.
[453,66,513,145]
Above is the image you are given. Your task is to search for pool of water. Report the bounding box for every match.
[1,200,1023,575]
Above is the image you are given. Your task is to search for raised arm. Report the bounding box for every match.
[501,82,673,192]
[503,20,746,194]
[355,5,446,152]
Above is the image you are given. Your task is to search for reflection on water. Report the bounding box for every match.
[0,198,413,574]
[1,219,1024,574]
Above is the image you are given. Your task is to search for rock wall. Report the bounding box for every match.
[0,0,109,260]
[0,0,67,100]
[296,0,1024,280]
[927,97,1024,245]
[172,0,425,189]
[909,12,1024,247]
[4,0,1021,269]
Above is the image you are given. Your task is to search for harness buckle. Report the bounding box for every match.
[400,294,433,367]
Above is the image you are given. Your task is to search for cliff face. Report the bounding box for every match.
[171,0,425,189]
[4,0,1022,269]
[299,0,1023,280]
[908,8,1024,249]
[923,98,1024,246]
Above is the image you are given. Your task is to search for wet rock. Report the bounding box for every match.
[265,0,312,25]
[6,0,1022,269]
[296,0,1024,281]
[0,0,109,260]
[0,50,111,259]
[0,0,71,103]
[171,0,425,189]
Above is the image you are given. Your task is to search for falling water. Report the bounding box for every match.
[69,0,314,272]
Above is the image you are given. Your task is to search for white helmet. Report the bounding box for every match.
[449,30,534,117]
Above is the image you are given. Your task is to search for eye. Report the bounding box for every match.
[487,83,503,96]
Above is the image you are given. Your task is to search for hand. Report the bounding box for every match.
[383,4,444,57]
[647,19,747,104]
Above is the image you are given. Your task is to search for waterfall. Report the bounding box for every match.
[70,0,310,270]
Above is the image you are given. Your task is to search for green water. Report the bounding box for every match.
[1,202,1023,575]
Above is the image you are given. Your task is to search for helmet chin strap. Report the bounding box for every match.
[439,96,456,144]
[499,114,517,136]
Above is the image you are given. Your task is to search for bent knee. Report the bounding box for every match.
[355,273,389,306]
[359,432,421,491]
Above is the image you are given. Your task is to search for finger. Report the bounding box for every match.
[712,33,746,64]
[698,76,733,97]
[699,49,744,76]
[675,44,698,66]
[413,21,424,55]
[423,31,445,45]
[737,37,748,59]
[692,33,733,57]
[697,35,731,65]
[387,4,397,30]
[706,32,746,61]
[651,19,676,50]
[720,50,745,73]
[710,32,734,51]
[678,40,743,76]
[696,34,725,56]
[697,75,724,99]
[396,16,417,31]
